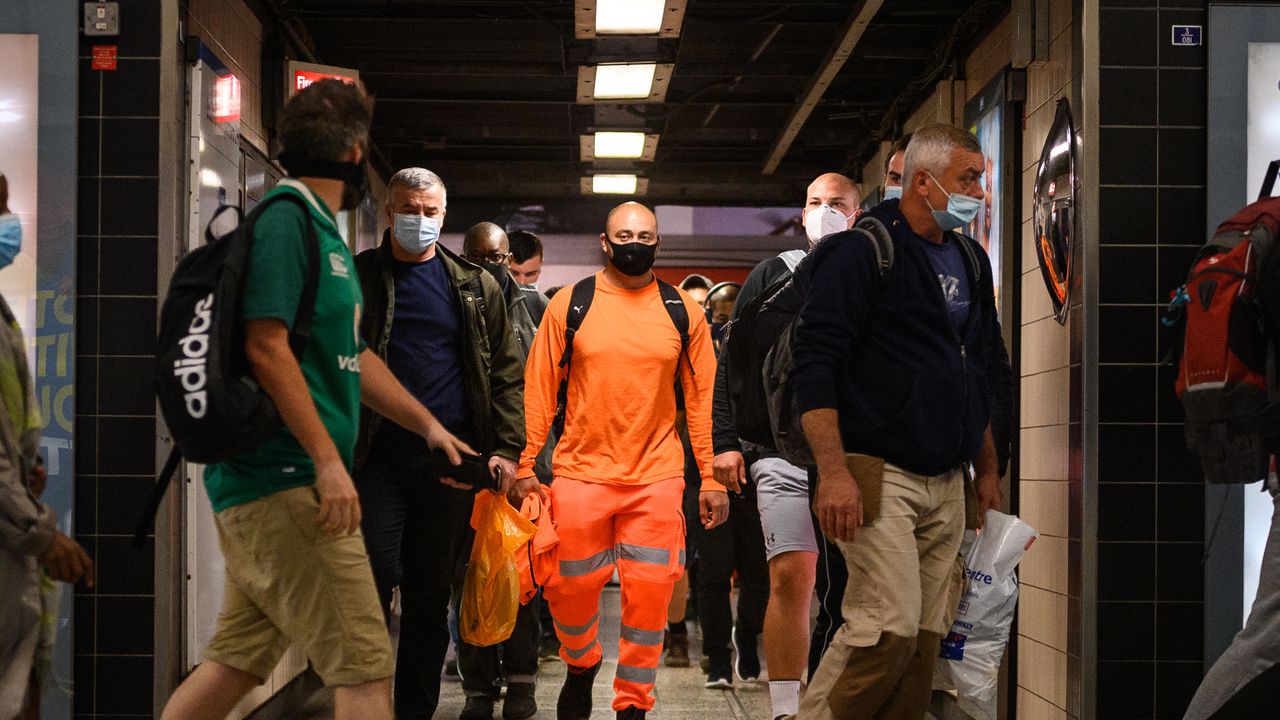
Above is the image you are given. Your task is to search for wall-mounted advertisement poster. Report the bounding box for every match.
[966,93,1003,307]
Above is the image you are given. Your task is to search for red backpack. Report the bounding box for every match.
[1173,196,1280,484]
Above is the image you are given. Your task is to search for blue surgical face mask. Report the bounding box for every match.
[0,214,21,269]
[393,213,440,254]
[883,185,903,202]
[926,172,982,231]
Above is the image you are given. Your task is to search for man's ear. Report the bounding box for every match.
[599,232,609,253]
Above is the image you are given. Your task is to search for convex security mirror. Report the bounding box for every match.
[1034,98,1077,326]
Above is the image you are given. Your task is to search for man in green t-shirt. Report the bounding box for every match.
[161,80,474,720]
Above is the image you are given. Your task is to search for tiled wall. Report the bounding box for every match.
[188,0,268,152]
[74,0,163,717]
[1095,1,1208,718]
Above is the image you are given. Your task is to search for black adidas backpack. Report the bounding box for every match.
[136,193,319,542]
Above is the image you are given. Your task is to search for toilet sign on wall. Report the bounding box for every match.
[1172,25,1203,46]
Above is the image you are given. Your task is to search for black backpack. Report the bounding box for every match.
[552,275,691,435]
[135,193,319,542]
[760,219,896,464]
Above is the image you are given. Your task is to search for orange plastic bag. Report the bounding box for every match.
[460,490,537,647]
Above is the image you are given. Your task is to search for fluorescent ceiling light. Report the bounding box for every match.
[592,174,639,194]
[593,63,657,100]
[596,0,664,34]
[594,131,648,158]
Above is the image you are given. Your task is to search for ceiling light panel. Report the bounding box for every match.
[582,174,649,196]
[582,132,660,161]
[576,64,674,104]
[575,0,688,38]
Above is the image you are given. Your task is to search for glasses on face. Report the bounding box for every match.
[463,251,512,264]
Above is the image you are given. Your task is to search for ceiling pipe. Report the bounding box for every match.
[760,0,884,175]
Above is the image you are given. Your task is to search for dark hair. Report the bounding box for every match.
[544,285,564,299]
[508,230,544,263]
[277,79,373,162]
[679,274,711,292]
[884,132,913,174]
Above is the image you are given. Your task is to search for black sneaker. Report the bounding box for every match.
[618,707,646,720]
[460,696,495,720]
[557,661,601,720]
[732,627,761,682]
[705,657,733,689]
[502,682,538,720]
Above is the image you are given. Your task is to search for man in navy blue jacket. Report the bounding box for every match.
[793,123,1003,720]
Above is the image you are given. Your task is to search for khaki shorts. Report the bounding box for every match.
[204,486,394,686]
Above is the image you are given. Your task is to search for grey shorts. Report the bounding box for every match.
[752,456,819,561]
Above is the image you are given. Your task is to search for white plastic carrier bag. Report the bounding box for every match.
[934,509,1039,720]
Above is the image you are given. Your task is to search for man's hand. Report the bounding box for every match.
[39,531,94,587]
[699,491,729,529]
[975,472,1003,518]
[507,476,548,506]
[713,451,746,494]
[815,465,863,543]
[489,455,518,494]
[423,420,480,488]
[315,460,361,535]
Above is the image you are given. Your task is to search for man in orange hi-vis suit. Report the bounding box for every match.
[508,202,731,720]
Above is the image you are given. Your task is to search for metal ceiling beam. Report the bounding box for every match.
[760,0,884,175]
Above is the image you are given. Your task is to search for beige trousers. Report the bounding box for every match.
[800,464,965,720]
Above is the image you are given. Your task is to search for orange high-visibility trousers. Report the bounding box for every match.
[543,476,686,711]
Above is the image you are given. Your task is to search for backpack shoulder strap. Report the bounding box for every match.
[249,191,320,358]
[657,279,693,375]
[466,274,489,324]
[951,231,983,286]
[853,216,895,284]
[553,277,597,435]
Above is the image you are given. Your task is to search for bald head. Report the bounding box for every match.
[605,202,658,238]
[805,173,860,213]
[463,221,509,262]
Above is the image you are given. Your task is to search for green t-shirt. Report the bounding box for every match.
[204,180,364,512]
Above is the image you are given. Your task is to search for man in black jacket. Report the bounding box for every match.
[793,123,1003,719]
[353,168,525,720]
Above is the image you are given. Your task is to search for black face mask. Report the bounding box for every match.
[606,239,657,277]
[277,152,369,211]
[483,261,511,288]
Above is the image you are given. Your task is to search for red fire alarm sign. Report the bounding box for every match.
[91,45,117,71]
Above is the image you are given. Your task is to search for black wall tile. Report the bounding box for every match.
[1100,246,1158,304]
[99,178,158,236]
[98,297,156,356]
[1157,426,1203,483]
[1098,661,1155,719]
[77,236,99,295]
[1157,363,1183,424]
[1156,662,1204,719]
[1158,244,1200,298]
[79,59,101,116]
[1100,484,1157,541]
[96,596,155,654]
[1158,128,1206,186]
[1098,602,1155,661]
[1101,127,1158,185]
[94,654,153,714]
[75,297,99,355]
[1157,9,1207,68]
[1100,306,1158,363]
[1100,365,1157,424]
[97,416,156,476]
[101,59,160,117]
[1101,9,1158,66]
[76,356,97,415]
[77,178,99,236]
[1100,542,1156,601]
[112,0,163,57]
[75,416,97,475]
[74,476,96,536]
[99,237,159,295]
[94,536,154,595]
[1156,544,1204,602]
[97,356,156,415]
[74,595,95,655]
[1154,602,1203,661]
[101,118,159,177]
[1099,424,1157,484]
[1100,187,1157,245]
[1158,69,1206,126]
[95,477,159,535]
[78,119,100,178]
[1158,484,1204,542]
[1101,68,1158,125]
[1157,186,1208,243]
[73,653,94,715]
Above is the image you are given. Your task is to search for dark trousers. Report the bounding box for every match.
[357,452,477,720]
[696,482,769,662]
[808,466,848,677]
[458,588,541,697]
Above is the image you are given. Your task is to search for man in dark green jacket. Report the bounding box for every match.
[353,167,525,720]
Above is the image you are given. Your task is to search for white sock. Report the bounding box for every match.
[769,680,801,718]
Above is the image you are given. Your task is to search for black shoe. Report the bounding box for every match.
[618,707,646,720]
[445,657,461,679]
[664,631,691,668]
[503,683,538,720]
[732,627,761,682]
[557,661,601,720]
[705,657,733,689]
[461,696,495,720]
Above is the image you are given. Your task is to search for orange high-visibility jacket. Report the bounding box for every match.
[517,272,722,491]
